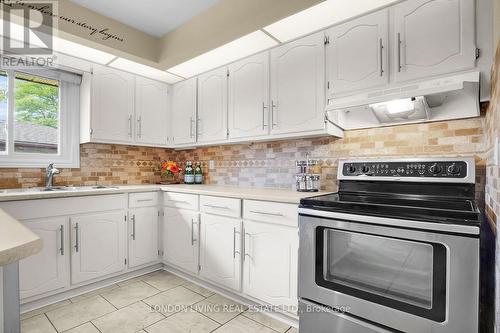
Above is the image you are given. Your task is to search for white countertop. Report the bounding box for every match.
[0,184,330,204]
[0,185,162,202]
[0,209,42,266]
[160,184,329,204]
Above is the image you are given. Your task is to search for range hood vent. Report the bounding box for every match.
[325,72,480,130]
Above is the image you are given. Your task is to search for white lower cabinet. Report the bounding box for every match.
[199,214,241,291]
[70,211,126,285]
[242,220,298,309]
[19,217,69,299]
[163,207,199,274]
[128,207,159,268]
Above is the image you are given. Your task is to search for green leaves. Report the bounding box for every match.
[14,80,59,128]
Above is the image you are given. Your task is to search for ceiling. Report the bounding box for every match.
[69,0,221,37]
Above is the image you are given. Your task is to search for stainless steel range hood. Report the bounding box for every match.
[325,72,480,130]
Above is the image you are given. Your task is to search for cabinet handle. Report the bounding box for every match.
[131,215,136,240]
[74,222,79,253]
[59,224,64,256]
[249,210,284,217]
[233,227,240,259]
[191,219,198,245]
[262,103,268,130]
[137,198,153,202]
[271,101,277,128]
[244,232,251,261]
[397,33,402,72]
[379,38,384,77]
[197,118,202,137]
[128,115,133,137]
[137,116,142,138]
[189,117,195,138]
[167,199,188,204]
[203,204,230,210]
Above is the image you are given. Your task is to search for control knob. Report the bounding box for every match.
[347,165,357,174]
[361,166,370,174]
[447,163,460,175]
[429,163,442,174]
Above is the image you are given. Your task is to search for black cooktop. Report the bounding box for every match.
[300,181,481,225]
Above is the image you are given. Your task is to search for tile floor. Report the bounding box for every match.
[20,270,298,333]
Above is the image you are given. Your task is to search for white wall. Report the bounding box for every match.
[0,267,3,333]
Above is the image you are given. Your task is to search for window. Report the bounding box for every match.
[0,69,81,168]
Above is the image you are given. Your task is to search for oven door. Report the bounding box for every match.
[298,210,479,333]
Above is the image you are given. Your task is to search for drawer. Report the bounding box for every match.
[163,192,199,211]
[129,192,159,208]
[243,200,298,227]
[200,195,241,218]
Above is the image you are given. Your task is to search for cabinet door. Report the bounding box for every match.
[243,221,298,309]
[71,211,126,285]
[163,207,199,274]
[270,32,325,135]
[228,52,270,139]
[199,214,241,291]
[171,78,197,145]
[394,0,476,82]
[197,67,228,143]
[19,218,69,299]
[91,65,135,143]
[135,77,169,146]
[129,207,159,268]
[326,9,389,97]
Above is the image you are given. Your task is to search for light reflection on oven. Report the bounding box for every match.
[323,230,434,309]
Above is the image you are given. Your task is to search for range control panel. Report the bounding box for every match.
[342,161,468,178]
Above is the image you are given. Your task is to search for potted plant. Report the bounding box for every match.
[160,160,180,184]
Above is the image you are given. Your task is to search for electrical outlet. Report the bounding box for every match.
[208,160,215,171]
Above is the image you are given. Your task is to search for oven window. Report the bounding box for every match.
[316,228,446,322]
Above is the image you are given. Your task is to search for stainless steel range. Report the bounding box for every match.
[298,158,480,333]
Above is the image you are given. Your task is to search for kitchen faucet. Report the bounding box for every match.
[45,163,60,188]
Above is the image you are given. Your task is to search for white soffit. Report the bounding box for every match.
[109,57,184,83]
[263,0,401,42]
[167,30,278,78]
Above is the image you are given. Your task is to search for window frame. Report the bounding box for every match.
[0,69,80,168]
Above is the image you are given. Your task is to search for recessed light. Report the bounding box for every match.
[264,0,400,42]
[166,30,278,78]
[109,57,184,83]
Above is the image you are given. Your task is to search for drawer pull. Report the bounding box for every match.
[204,204,230,210]
[167,199,188,204]
[137,198,153,202]
[249,210,284,217]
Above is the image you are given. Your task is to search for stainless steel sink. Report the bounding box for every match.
[0,185,121,194]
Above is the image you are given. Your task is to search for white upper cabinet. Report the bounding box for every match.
[135,77,169,146]
[70,211,126,285]
[19,217,69,299]
[270,32,326,135]
[90,64,135,143]
[228,52,270,140]
[199,214,241,291]
[393,0,476,82]
[197,67,228,143]
[326,9,389,97]
[171,78,197,145]
[163,207,199,274]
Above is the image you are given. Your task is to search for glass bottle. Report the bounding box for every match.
[184,161,194,184]
[194,162,203,184]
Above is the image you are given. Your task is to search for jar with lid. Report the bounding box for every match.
[194,162,203,184]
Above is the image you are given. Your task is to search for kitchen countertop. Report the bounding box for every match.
[0,209,42,266]
[0,184,162,202]
[0,184,330,204]
[161,184,330,204]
